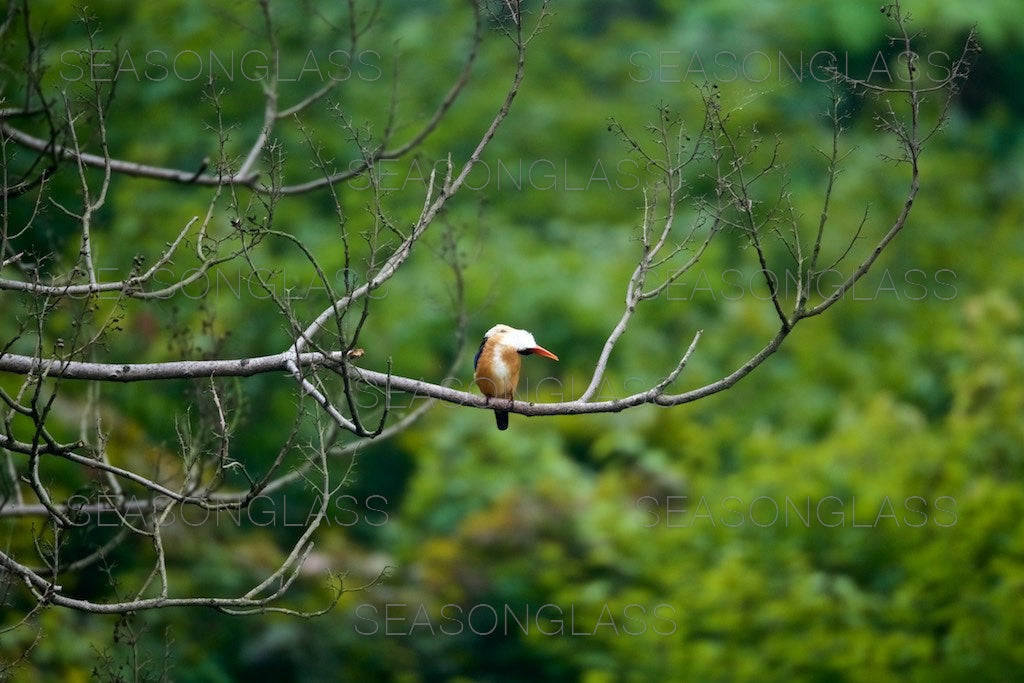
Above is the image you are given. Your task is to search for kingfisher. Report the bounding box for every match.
[473,324,559,430]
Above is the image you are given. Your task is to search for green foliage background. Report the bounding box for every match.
[2,0,1023,680]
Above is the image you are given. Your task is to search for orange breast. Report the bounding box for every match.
[474,342,521,400]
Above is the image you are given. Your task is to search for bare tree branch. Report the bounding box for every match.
[0,0,972,626]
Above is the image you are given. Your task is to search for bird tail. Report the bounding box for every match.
[494,410,509,431]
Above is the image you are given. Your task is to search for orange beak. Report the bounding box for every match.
[529,346,559,361]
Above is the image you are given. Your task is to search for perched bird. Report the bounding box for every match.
[473,324,559,430]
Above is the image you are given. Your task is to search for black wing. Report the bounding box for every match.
[473,335,487,370]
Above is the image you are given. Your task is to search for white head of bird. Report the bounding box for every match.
[473,323,559,431]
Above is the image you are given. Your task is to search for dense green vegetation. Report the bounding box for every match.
[2,1,1022,680]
